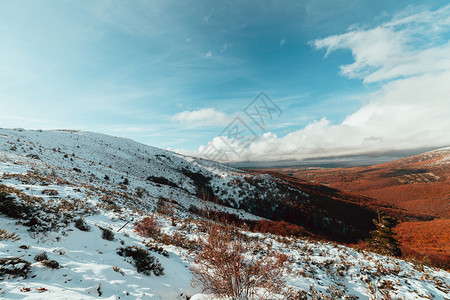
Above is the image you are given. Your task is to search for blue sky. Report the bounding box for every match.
[1,1,449,161]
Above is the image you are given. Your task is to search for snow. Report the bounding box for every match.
[0,128,449,299]
[0,128,288,218]
[0,213,197,299]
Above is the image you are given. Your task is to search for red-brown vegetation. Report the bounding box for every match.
[189,205,312,238]
[395,219,450,270]
[251,220,307,237]
[260,148,450,269]
[135,215,160,238]
[271,149,449,218]
[190,223,289,299]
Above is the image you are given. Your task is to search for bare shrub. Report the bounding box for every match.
[190,223,289,299]
[98,226,115,241]
[41,189,59,196]
[135,215,160,238]
[34,252,48,262]
[144,242,169,257]
[117,246,164,276]
[0,257,31,278]
[35,253,61,269]
[152,230,199,250]
[0,187,73,232]
[0,229,20,241]
[74,218,91,232]
[41,259,60,269]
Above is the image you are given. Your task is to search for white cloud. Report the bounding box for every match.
[205,50,213,57]
[313,5,450,83]
[172,108,232,127]
[280,38,286,48]
[197,5,450,162]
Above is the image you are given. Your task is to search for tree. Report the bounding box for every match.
[366,214,402,257]
[190,223,289,299]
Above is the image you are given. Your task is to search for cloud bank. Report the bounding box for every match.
[197,5,450,162]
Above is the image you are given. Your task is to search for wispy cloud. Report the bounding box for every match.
[172,108,233,127]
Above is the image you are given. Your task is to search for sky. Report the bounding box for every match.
[1,0,449,162]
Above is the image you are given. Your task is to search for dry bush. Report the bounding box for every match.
[0,257,31,278]
[190,223,289,299]
[144,242,169,257]
[113,266,125,276]
[0,229,20,241]
[41,189,59,196]
[135,215,160,238]
[41,259,60,269]
[98,226,115,241]
[0,188,73,233]
[188,205,309,238]
[117,246,164,276]
[34,252,48,262]
[396,219,450,270]
[74,217,91,232]
[252,220,307,237]
[152,230,199,250]
[35,253,61,269]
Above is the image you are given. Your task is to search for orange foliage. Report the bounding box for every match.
[272,149,450,218]
[251,220,307,237]
[395,219,450,270]
[259,149,450,269]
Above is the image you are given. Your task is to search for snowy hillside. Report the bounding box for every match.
[0,128,305,219]
[0,128,380,242]
[0,128,449,299]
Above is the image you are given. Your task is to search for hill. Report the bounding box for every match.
[274,148,450,218]
[0,128,449,299]
[0,128,416,244]
[265,148,450,269]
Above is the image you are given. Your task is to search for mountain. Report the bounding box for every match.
[0,128,411,244]
[265,148,450,269]
[0,128,449,299]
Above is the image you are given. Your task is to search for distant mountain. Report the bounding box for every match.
[273,147,450,218]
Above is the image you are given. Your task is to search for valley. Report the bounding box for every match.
[262,148,450,269]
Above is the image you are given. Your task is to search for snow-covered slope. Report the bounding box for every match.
[0,128,404,244]
[0,129,449,299]
[0,128,303,218]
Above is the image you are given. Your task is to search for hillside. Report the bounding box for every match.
[274,148,450,218]
[265,148,450,269]
[0,128,449,299]
[0,128,415,244]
